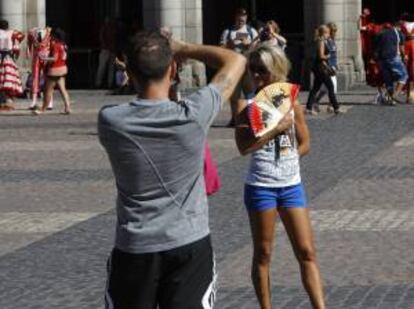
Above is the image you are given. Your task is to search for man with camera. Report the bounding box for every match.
[98,30,248,308]
[253,20,287,50]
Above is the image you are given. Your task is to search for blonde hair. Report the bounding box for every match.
[247,43,291,82]
[267,20,280,34]
[315,24,329,41]
[327,22,338,38]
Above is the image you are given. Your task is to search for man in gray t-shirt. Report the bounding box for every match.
[98,30,246,309]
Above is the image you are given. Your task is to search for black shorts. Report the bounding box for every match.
[105,236,216,309]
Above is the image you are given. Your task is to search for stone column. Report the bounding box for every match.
[303,0,323,89]
[25,0,46,29]
[142,0,206,88]
[142,0,184,39]
[0,0,46,30]
[321,0,364,89]
[0,0,46,72]
[0,0,25,30]
[304,0,364,90]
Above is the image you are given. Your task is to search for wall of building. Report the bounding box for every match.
[6,0,412,90]
[303,0,364,90]
[0,0,46,78]
[0,0,45,30]
[363,0,414,22]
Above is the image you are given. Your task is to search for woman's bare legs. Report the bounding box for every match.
[278,208,325,309]
[248,208,278,309]
[39,78,56,112]
[56,77,71,113]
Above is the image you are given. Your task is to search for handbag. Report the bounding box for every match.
[318,60,336,76]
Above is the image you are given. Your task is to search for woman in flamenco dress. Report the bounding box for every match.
[0,19,25,110]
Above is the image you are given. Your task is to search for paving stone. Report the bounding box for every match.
[0,92,413,308]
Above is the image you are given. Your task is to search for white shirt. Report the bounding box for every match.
[220,25,258,53]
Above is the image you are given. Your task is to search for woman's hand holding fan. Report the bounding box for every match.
[247,83,300,137]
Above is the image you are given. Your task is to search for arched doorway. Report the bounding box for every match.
[46,0,143,89]
[202,0,305,83]
[363,0,414,22]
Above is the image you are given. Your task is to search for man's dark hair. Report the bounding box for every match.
[0,20,9,30]
[125,30,173,86]
[235,8,248,17]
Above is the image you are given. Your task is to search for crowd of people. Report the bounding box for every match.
[218,8,342,119]
[360,8,414,104]
[0,19,71,114]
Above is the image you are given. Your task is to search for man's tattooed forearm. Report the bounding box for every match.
[213,73,233,93]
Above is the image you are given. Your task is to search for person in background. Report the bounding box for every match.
[374,21,408,104]
[314,22,338,112]
[0,19,25,111]
[34,28,71,115]
[364,22,386,104]
[220,8,258,126]
[95,18,116,89]
[253,20,287,50]
[359,8,372,71]
[220,8,258,53]
[400,13,414,103]
[113,56,129,95]
[233,43,326,309]
[306,25,340,115]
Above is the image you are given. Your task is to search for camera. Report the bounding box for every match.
[260,26,272,42]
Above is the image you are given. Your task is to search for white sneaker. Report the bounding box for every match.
[373,93,382,105]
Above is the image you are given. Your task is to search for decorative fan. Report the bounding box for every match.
[248,83,300,137]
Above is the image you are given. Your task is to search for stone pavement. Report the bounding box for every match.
[0,91,413,308]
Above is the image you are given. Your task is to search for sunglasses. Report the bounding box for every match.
[249,64,269,75]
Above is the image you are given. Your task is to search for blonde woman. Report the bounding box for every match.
[233,43,326,309]
[306,25,340,115]
[315,23,339,112]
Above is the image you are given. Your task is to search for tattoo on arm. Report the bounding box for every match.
[212,73,233,94]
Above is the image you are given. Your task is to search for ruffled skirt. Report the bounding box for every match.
[0,55,23,97]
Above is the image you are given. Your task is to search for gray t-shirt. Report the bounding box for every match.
[98,85,222,254]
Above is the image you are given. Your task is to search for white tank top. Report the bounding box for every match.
[246,109,301,188]
[0,30,13,51]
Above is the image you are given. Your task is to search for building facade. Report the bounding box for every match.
[0,0,412,89]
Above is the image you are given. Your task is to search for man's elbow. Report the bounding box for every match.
[236,143,251,156]
[235,53,247,67]
[239,148,249,156]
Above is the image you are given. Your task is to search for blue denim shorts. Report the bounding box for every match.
[379,57,409,90]
[244,183,307,212]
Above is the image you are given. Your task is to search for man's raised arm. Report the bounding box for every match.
[172,40,246,102]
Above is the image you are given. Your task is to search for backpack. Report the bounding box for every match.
[227,25,255,42]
